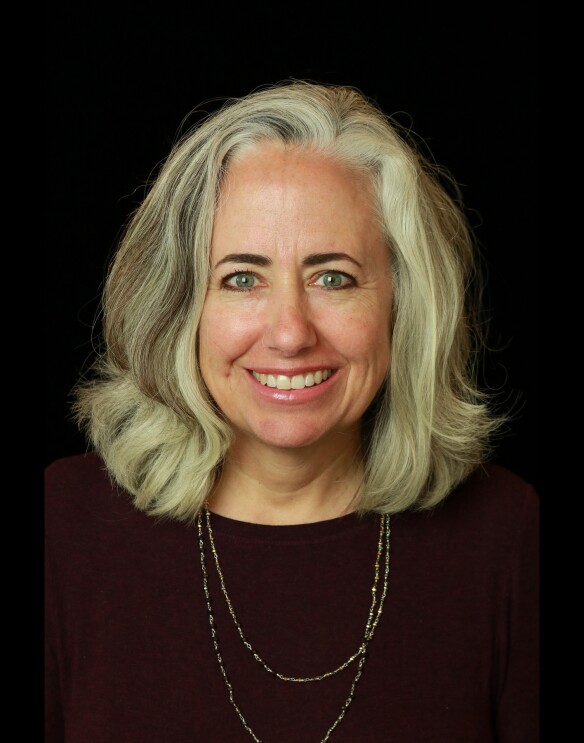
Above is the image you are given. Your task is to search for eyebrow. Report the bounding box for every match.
[215,253,271,268]
[303,252,362,268]
[214,252,362,269]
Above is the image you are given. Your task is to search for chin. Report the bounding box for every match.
[257,428,324,450]
[246,419,355,451]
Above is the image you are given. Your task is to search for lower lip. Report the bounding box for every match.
[247,370,338,404]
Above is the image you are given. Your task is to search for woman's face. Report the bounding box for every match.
[199,141,392,452]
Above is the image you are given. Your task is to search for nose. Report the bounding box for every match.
[262,289,317,355]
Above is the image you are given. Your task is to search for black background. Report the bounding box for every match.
[45,6,541,495]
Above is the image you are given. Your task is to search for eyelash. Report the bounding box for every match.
[315,270,357,289]
[220,270,357,292]
[220,271,262,292]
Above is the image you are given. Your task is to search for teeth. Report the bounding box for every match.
[252,369,332,390]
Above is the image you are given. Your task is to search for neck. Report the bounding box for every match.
[207,433,364,525]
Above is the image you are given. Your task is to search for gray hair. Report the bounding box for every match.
[73,80,505,522]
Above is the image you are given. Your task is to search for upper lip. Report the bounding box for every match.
[248,367,335,376]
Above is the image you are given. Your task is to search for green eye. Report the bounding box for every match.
[225,272,257,289]
[235,273,255,288]
[322,273,343,287]
[317,272,353,288]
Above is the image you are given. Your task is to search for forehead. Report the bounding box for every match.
[209,147,390,275]
[215,141,379,229]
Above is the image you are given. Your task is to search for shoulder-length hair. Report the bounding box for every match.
[73,80,506,522]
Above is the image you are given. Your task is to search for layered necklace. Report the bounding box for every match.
[197,504,391,742]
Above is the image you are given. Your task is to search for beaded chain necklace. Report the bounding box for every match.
[197,505,391,742]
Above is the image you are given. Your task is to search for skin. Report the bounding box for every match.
[198,141,393,523]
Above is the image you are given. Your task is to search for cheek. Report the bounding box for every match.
[334,312,391,365]
[199,304,260,368]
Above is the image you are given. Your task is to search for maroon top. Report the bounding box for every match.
[45,453,539,742]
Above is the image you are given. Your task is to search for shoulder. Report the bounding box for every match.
[453,462,539,525]
[436,462,539,521]
[467,461,537,498]
[395,463,539,564]
[45,451,111,492]
[44,452,139,540]
[45,451,123,510]
[45,452,193,589]
[441,463,539,565]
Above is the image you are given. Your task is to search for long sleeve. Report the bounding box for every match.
[45,537,65,743]
[496,485,540,742]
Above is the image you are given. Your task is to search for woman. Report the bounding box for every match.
[45,81,539,742]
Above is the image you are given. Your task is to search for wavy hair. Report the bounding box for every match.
[72,80,506,522]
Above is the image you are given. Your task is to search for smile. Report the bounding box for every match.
[251,369,333,390]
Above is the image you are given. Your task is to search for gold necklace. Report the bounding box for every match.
[197,506,391,742]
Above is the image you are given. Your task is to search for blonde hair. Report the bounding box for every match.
[73,80,506,522]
